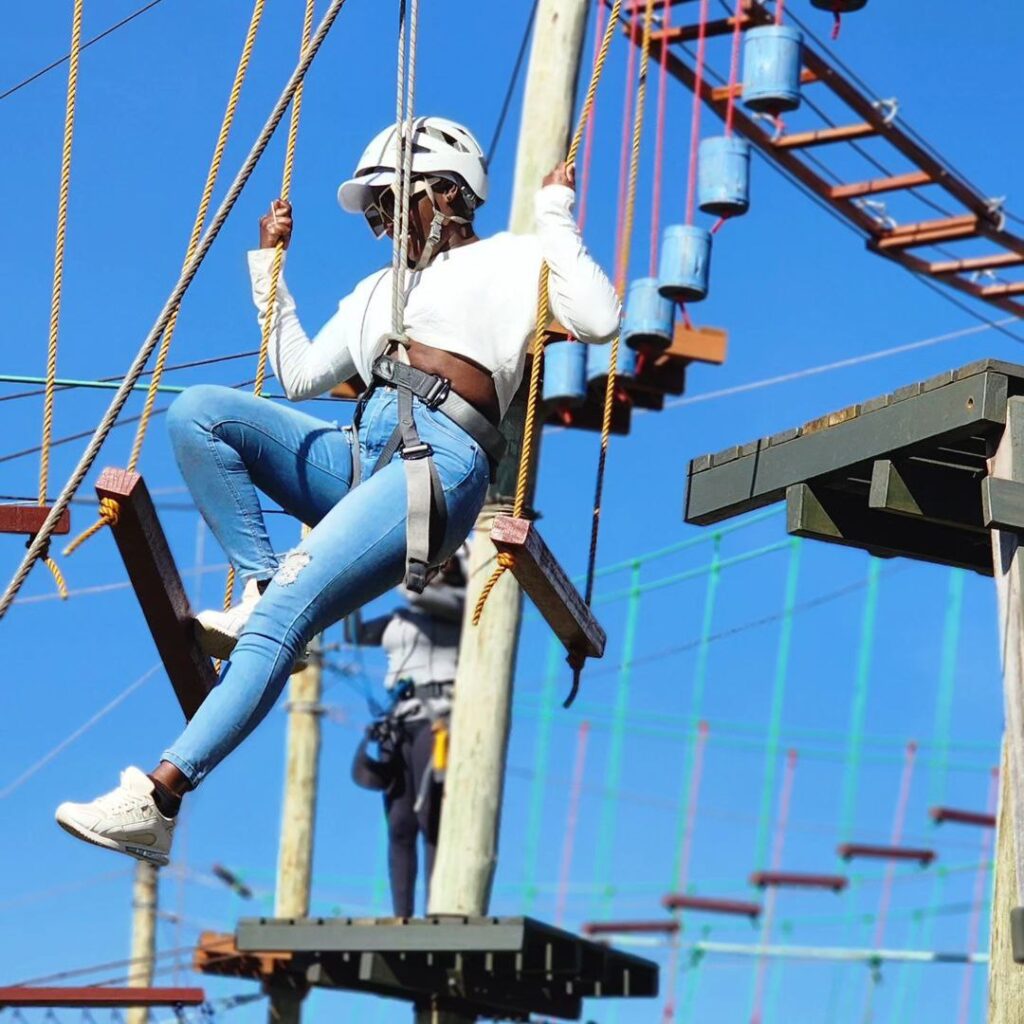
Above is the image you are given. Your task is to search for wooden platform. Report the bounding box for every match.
[685,359,1024,575]
[198,916,658,1022]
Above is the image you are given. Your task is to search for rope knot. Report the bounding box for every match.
[63,497,121,557]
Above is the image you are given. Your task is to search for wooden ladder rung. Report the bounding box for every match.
[490,516,605,661]
[0,504,71,535]
[96,468,217,719]
[875,215,980,250]
[829,170,933,200]
[711,68,818,102]
[979,281,1024,297]
[773,123,876,150]
[655,16,753,45]
[929,252,1024,276]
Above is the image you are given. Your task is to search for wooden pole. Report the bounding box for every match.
[126,862,158,1024]
[267,640,323,1024]
[425,1,590,1019]
[988,395,1024,1024]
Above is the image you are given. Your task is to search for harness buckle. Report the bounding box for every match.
[423,376,452,409]
[401,442,434,461]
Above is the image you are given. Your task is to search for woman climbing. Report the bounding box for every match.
[348,550,466,917]
[55,116,620,865]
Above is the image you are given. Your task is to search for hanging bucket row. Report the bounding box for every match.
[542,338,638,407]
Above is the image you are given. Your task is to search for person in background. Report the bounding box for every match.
[347,550,466,917]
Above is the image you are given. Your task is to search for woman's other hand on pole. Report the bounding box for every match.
[543,162,576,191]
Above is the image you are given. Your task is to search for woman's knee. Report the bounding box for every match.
[166,384,246,447]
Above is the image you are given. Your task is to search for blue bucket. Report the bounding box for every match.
[657,225,712,303]
[586,338,637,388]
[811,0,866,8]
[742,25,803,114]
[542,340,588,408]
[623,277,675,351]
[698,136,751,217]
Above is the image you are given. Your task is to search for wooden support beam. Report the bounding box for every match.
[868,458,986,532]
[829,170,933,200]
[0,505,71,535]
[96,469,217,719]
[982,476,1024,533]
[711,68,818,102]
[0,989,205,1008]
[773,123,876,150]
[929,252,1024,276]
[981,282,1024,298]
[489,516,605,660]
[787,482,994,575]
[194,932,294,982]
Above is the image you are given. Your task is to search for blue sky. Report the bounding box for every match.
[1,2,1022,1023]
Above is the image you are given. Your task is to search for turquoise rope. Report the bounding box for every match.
[680,929,710,1024]
[752,539,802,870]
[521,639,562,915]
[593,563,643,915]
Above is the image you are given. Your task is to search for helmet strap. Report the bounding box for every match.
[413,191,470,271]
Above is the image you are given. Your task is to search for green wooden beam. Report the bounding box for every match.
[982,476,1024,532]
[868,458,986,531]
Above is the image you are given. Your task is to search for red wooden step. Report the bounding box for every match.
[930,806,996,828]
[837,843,935,866]
[662,893,761,918]
[750,871,848,893]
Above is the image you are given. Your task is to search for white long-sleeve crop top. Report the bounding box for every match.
[247,184,621,418]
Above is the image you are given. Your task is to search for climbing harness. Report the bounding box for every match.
[0,0,352,619]
[352,355,505,593]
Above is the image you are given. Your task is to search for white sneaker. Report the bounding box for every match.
[55,767,175,866]
[194,578,309,672]
[194,578,263,660]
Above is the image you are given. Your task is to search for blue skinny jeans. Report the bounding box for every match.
[162,384,489,786]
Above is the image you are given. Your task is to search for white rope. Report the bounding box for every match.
[0,0,351,620]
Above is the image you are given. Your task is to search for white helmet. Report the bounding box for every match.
[338,116,488,216]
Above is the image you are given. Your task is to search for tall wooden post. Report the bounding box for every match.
[127,862,158,1024]
[267,641,323,1024]
[428,0,591,924]
[988,395,1024,1023]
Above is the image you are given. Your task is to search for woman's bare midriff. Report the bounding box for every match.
[403,339,501,425]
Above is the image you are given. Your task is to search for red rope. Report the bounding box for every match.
[710,215,727,234]
[724,0,744,136]
[832,3,842,39]
[683,0,710,225]
[613,4,641,282]
[648,0,672,276]
[680,303,693,330]
[775,0,785,25]
[577,0,607,232]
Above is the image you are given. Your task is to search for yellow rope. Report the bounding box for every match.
[473,0,623,628]
[221,0,315,624]
[39,0,83,509]
[253,0,316,397]
[64,0,267,557]
[584,0,657,606]
[35,0,84,596]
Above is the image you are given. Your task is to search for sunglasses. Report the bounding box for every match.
[363,178,437,237]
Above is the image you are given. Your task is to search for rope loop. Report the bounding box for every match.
[63,497,119,556]
[471,553,516,626]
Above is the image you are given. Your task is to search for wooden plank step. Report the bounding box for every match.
[929,252,1024,276]
[583,919,680,936]
[0,504,71,535]
[490,516,605,661]
[655,16,753,45]
[96,468,217,719]
[0,989,205,1008]
[662,894,762,918]
[980,281,1024,297]
[773,123,876,150]
[876,215,980,250]
[837,843,936,866]
[750,871,848,893]
[829,170,933,200]
[712,68,818,102]
[930,806,996,828]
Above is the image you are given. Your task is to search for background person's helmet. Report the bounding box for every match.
[338,116,488,216]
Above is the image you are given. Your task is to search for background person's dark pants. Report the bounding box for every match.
[384,719,443,917]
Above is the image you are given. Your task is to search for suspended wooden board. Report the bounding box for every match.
[0,988,205,1008]
[661,894,761,918]
[96,468,216,719]
[490,515,605,662]
[930,806,997,828]
[583,920,680,936]
[0,505,70,535]
[750,871,848,893]
[837,843,936,866]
